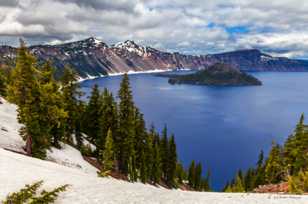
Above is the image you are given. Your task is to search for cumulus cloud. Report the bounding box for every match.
[0,0,308,58]
[57,0,138,13]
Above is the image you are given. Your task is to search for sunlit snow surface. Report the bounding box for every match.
[1,148,308,204]
[1,97,308,203]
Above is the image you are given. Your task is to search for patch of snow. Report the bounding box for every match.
[260,55,272,62]
[93,38,103,46]
[0,97,98,174]
[81,134,96,152]
[1,148,308,204]
[47,143,98,174]
[77,74,105,82]
[0,98,24,152]
[77,69,174,83]
[108,69,173,76]
[71,133,96,152]
[260,54,279,62]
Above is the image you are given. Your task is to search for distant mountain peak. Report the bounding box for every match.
[56,37,108,50]
[114,40,147,56]
[85,37,103,44]
[115,40,139,47]
[1,37,308,80]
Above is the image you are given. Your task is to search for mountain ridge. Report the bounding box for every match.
[1,37,308,79]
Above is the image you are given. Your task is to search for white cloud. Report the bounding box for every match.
[1,0,308,58]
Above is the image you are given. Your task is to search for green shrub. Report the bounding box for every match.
[288,170,308,194]
[2,180,68,204]
[3,181,43,204]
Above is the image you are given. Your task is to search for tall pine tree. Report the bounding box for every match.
[160,125,169,181]
[118,74,137,180]
[101,129,115,172]
[99,88,118,150]
[167,134,177,186]
[8,40,48,157]
[265,143,285,184]
[83,84,102,145]
[188,160,196,187]
[61,66,83,144]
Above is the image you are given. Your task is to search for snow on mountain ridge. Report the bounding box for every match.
[114,40,147,56]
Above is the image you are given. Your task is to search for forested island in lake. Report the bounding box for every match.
[167,63,262,86]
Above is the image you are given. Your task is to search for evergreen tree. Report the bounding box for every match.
[188,160,196,187]
[151,134,161,184]
[38,62,67,148]
[101,129,115,172]
[176,163,186,185]
[144,125,155,183]
[265,143,286,184]
[61,66,83,144]
[7,40,37,107]
[284,114,308,175]
[166,134,177,186]
[139,148,148,183]
[75,102,85,149]
[118,74,136,180]
[7,41,52,158]
[244,168,255,191]
[134,108,148,180]
[83,84,102,145]
[194,163,202,190]
[223,182,231,192]
[99,88,118,150]
[287,170,308,194]
[160,125,169,180]
[233,174,245,192]
[254,150,265,188]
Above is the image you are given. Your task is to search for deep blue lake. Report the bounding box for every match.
[80,72,308,190]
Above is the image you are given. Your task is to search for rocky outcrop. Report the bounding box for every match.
[253,182,289,193]
[167,63,262,86]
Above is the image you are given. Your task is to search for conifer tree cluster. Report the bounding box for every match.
[187,161,211,191]
[7,41,67,158]
[82,75,208,188]
[225,113,308,193]
[2,41,211,191]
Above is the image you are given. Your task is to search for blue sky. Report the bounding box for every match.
[1,0,308,59]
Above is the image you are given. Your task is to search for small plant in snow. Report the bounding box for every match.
[2,180,69,204]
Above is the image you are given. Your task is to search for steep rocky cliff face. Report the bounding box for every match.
[208,49,308,71]
[1,37,308,78]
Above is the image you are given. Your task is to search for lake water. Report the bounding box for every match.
[80,72,308,190]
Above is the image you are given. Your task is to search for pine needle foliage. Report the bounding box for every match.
[2,181,68,204]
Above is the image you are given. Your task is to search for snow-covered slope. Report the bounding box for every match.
[0,97,98,174]
[1,98,308,203]
[0,98,24,152]
[1,148,308,204]
[47,143,98,174]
